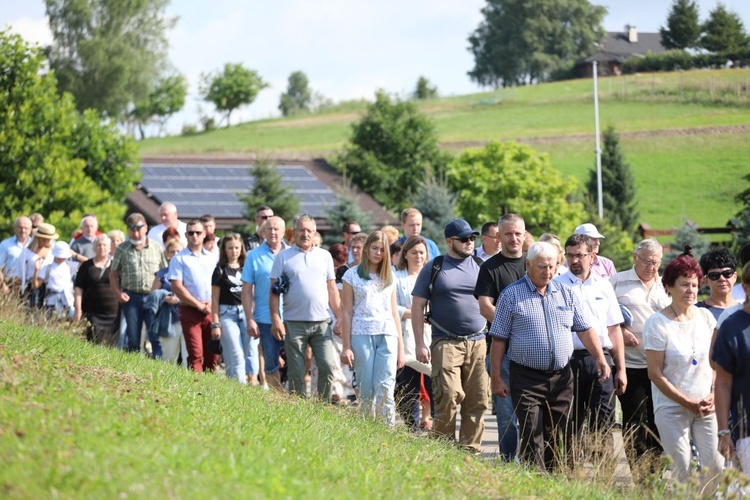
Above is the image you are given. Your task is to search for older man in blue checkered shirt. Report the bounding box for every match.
[489,241,611,470]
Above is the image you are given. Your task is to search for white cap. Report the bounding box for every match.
[574,223,605,239]
[52,241,72,259]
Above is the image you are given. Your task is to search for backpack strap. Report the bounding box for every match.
[427,255,443,300]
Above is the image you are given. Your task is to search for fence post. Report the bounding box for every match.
[710,76,714,100]
[680,70,683,99]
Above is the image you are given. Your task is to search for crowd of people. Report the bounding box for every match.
[2,202,750,492]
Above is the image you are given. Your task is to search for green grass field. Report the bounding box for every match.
[0,318,621,498]
[139,68,750,234]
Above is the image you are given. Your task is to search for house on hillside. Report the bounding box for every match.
[576,25,667,77]
[127,157,397,235]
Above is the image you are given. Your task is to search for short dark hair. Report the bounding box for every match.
[342,220,360,234]
[564,234,593,253]
[699,247,737,274]
[662,255,703,289]
[740,243,750,268]
[480,222,497,236]
[255,205,272,215]
[199,214,215,224]
[186,219,204,230]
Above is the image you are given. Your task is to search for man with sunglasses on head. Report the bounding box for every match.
[169,220,219,373]
[245,206,274,252]
[412,218,488,454]
[110,213,167,354]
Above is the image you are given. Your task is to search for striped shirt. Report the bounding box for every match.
[489,274,593,371]
[111,239,166,294]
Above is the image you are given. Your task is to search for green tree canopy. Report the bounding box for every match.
[279,71,312,117]
[445,141,583,236]
[337,90,449,210]
[239,161,300,230]
[414,76,437,100]
[701,4,750,53]
[586,126,639,234]
[44,0,175,119]
[0,30,138,237]
[323,182,373,246]
[200,63,269,126]
[131,74,187,139]
[660,0,702,50]
[468,0,606,87]
[410,174,456,254]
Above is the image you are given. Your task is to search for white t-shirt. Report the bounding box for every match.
[147,221,187,250]
[342,266,398,337]
[732,283,746,302]
[643,308,716,412]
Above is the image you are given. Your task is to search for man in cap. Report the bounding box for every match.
[412,218,488,453]
[574,223,616,278]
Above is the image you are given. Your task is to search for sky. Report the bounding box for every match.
[2,0,749,134]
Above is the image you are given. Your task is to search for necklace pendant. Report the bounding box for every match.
[692,358,698,366]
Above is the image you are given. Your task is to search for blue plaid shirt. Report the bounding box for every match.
[489,274,593,371]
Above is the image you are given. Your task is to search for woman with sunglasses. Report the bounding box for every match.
[696,248,739,321]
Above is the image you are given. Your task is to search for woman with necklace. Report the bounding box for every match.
[74,235,119,346]
[643,247,723,492]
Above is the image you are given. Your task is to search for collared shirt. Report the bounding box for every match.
[490,274,593,371]
[0,235,29,279]
[590,255,616,279]
[147,221,187,250]
[474,245,496,261]
[111,239,166,294]
[242,241,288,323]
[270,244,335,322]
[167,247,215,302]
[554,271,623,351]
[609,267,670,369]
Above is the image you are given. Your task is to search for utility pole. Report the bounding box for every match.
[593,61,603,219]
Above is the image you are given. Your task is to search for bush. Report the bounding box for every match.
[622,49,750,74]
[180,124,199,136]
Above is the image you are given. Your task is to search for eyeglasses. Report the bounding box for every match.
[635,253,661,268]
[186,230,204,236]
[128,224,145,230]
[450,235,476,243]
[564,252,590,261]
[706,269,735,281]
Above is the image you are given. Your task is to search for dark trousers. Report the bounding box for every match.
[179,305,219,373]
[617,367,662,469]
[570,350,615,434]
[510,361,573,471]
[395,366,433,429]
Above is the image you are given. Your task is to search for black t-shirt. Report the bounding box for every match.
[474,252,527,301]
[211,265,243,305]
[73,259,119,319]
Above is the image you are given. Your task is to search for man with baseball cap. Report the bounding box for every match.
[574,223,617,278]
[411,218,488,453]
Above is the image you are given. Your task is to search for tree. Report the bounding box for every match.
[337,90,449,209]
[445,141,583,236]
[131,74,187,139]
[323,182,373,246]
[660,0,701,50]
[410,175,456,254]
[200,63,269,126]
[666,219,708,262]
[701,4,750,54]
[0,30,137,237]
[279,71,312,117]
[239,161,300,230]
[732,173,750,254]
[414,76,437,100]
[467,0,606,87]
[44,0,175,119]
[586,126,639,234]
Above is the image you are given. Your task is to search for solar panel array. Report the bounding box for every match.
[140,164,337,218]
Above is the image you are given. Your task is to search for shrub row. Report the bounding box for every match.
[622,49,750,74]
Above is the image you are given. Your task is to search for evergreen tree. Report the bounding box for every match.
[667,219,709,262]
[323,183,373,246]
[414,76,437,100]
[586,126,639,234]
[732,173,750,255]
[239,161,300,232]
[411,174,457,254]
[660,0,701,50]
[701,4,750,53]
[279,71,312,117]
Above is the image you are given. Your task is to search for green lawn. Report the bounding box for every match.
[1,318,622,498]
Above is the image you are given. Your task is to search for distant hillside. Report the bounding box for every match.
[140,69,750,234]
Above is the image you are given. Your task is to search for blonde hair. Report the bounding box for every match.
[358,231,393,286]
[380,225,400,245]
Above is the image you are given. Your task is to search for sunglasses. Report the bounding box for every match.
[258,215,271,220]
[451,235,476,243]
[706,269,735,281]
[128,224,145,230]
[186,230,204,236]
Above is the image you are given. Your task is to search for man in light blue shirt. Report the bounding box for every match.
[0,216,32,293]
[242,216,288,391]
[397,208,441,260]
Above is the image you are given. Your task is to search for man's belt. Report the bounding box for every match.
[428,316,486,341]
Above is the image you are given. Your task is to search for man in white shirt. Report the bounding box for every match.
[554,234,626,436]
[474,222,501,261]
[0,216,32,293]
[147,202,187,250]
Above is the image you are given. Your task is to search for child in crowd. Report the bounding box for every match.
[43,241,75,319]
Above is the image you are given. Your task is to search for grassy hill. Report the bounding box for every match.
[139,69,750,234]
[0,317,622,498]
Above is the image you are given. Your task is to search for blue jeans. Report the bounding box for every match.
[122,292,160,357]
[259,322,285,374]
[487,354,518,461]
[219,304,249,384]
[351,334,398,426]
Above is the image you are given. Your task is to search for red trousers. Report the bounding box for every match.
[179,305,219,373]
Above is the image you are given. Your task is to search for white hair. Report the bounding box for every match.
[634,238,662,255]
[526,242,558,263]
